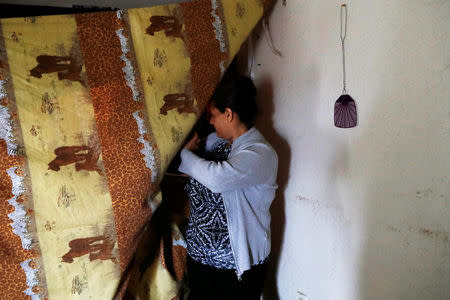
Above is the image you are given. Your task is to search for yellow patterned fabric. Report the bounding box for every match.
[0,0,271,299]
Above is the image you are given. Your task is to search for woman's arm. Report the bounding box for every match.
[179,144,277,193]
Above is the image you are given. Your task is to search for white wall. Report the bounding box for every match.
[251,1,449,299]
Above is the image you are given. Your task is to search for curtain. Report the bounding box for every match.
[0,0,272,299]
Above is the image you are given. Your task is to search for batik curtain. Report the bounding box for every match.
[0,0,272,299]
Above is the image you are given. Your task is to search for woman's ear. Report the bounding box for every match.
[225,108,234,122]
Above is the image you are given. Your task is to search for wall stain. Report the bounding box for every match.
[153,48,168,68]
[295,194,340,213]
[62,234,116,264]
[297,291,308,300]
[419,228,449,243]
[387,225,449,243]
[160,93,198,116]
[146,15,185,41]
[386,225,401,233]
[29,55,85,86]
[295,195,312,202]
[416,188,432,198]
[48,145,102,174]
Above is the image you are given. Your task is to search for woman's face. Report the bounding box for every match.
[209,104,231,140]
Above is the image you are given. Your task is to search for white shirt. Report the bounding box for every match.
[179,127,278,276]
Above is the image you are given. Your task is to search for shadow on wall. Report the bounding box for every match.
[254,59,352,298]
[255,77,290,300]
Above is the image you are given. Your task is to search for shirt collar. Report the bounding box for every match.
[231,126,257,148]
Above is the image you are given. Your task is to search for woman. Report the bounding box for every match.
[179,76,278,300]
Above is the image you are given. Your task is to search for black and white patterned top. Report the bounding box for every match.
[184,141,235,269]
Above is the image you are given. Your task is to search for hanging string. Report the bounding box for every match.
[247,32,255,79]
[263,17,282,57]
[247,7,285,78]
[340,4,348,94]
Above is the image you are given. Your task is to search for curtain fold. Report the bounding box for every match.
[0,0,272,299]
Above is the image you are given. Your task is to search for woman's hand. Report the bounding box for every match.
[184,132,201,151]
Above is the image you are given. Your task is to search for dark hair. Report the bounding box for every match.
[211,76,258,128]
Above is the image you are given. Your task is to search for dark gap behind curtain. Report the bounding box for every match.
[0,4,116,19]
